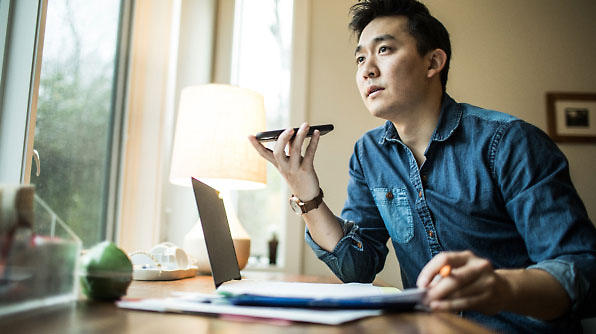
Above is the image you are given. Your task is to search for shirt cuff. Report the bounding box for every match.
[304,217,363,262]
[528,259,588,314]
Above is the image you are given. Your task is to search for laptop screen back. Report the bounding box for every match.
[191,177,241,287]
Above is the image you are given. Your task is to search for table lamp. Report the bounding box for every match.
[169,84,266,273]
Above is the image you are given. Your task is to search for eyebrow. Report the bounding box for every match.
[354,34,396,55]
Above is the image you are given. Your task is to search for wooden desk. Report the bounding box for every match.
[0,272,493,333]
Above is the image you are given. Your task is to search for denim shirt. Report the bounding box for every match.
[305,94,596,333]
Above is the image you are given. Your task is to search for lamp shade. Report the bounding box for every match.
[169,84,266,190]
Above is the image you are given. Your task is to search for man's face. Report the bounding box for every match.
[355,16,431,120]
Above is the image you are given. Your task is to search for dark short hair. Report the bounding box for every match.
[349,0,451,91]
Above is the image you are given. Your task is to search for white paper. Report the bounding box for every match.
[117,297,381,325]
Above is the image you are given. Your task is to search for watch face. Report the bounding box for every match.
[289,197,303,215]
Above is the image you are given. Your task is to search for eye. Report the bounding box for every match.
[379,46,390,53]
[356,56,365,64]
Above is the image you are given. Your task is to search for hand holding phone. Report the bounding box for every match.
[255,124,334,142]
[249,123,326,215]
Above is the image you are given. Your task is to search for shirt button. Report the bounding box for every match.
[418,191,423,198]
[386,192,394,200]
[428,231,433,237]
[352,240,362,248]
[421,175,427,182]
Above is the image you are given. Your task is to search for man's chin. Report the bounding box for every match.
[369,107,392,120]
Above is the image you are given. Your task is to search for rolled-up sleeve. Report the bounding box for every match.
[305,216,389,283]
[529,259,592,316]
[305,217,355,261]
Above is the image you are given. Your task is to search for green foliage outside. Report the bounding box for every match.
[32,62,112,247]
[30,0,120,247]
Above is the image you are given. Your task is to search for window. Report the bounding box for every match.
[0,1,11,89]
[29,0,127,247]
[231,0,294,267]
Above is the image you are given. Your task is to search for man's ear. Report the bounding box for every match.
[426,49,447,79]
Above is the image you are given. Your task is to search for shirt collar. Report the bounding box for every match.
[379,93,463,145]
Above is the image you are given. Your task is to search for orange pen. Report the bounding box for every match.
[430,265,452,285]
[439,265,452,277]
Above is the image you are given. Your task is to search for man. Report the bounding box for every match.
[248,0,596,332]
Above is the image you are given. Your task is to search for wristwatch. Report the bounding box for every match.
[289,188,324,215]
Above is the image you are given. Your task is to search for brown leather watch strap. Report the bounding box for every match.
[301,188,324,213]
[290,188,324,215]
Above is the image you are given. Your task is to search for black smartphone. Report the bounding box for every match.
[255,124,334,142]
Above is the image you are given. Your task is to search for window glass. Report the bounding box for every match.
[30,0,123,247]
[231,0,293,267]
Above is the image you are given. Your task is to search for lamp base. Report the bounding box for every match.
[183,218,250,274]
[232,238,250,270]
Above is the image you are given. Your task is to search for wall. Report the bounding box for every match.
[120,0,216,253]
[301,0,596,288]
[119,0,176,253]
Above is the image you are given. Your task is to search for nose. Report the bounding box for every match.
[361,58,379,79]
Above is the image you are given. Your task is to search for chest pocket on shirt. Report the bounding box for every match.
[371,187,414,243]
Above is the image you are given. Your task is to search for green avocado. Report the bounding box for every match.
[80,241,133,301]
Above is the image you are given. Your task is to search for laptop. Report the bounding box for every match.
[190,177,241,287]
[190,177,425,309]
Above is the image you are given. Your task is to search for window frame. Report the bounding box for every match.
[0,0,47,184]
[105,0,134,242]
[283,0,310,274]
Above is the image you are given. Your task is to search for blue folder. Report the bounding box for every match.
[224,288,426,310]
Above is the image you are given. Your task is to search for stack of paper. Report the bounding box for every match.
[117,281,425,325]
[217,280,424,309]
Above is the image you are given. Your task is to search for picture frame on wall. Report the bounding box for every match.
[546,92,596,143]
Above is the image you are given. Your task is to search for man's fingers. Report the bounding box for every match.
[303,129,320,165]
[289,123,310,168]
[417,251,473,288]
[272,128,294,167]
[429,291,491,313]
[424,254,492,300]
[428,268,489,302]
[420,250,502,315]
[248,135,276,165]
[443,274,496,301]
